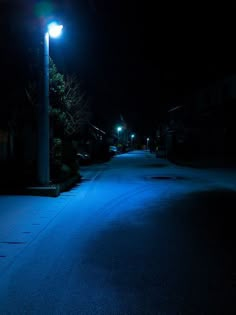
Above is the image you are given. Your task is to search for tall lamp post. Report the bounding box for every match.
[117,126,122,142]
[146,137,150,151]
[131,134,135,148]
[37,22,63,185]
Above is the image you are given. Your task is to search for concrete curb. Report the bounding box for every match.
[25,185,60,197]
[25,174,82,197]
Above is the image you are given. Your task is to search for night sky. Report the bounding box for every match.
[1,0,236,135]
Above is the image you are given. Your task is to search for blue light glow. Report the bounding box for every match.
[48,22,63,38]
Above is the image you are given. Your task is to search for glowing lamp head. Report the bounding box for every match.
[48,22,63,38]
[131,134,135,138]
[117,126,122,132]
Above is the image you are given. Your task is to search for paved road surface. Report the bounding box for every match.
[0,151,235,314]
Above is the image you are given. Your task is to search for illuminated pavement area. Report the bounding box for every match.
[0,150,235,314]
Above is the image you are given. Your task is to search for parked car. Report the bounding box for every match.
[109,145,118,156]
[76,152,91,165]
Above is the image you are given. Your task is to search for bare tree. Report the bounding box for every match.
[63,75,90,136]
[25,58,90,138]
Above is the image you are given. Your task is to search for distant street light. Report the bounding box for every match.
[117,126,122,142]
[146,137,150,150]
[37,21,63,185]
[131,134,135,148]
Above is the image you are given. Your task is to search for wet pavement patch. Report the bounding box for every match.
[148,175,186,180]
[143,163,169,168]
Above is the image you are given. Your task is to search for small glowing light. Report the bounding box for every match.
[48,22,63,38]
[117,126,122,132]
[147,137,150,141]
[131,134,135,138]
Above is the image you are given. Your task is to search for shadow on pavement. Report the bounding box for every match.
[83,188,236,314]
[140,163,169,168]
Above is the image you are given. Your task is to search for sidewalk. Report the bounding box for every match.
[0,194,72,270]
[0,164,101,271]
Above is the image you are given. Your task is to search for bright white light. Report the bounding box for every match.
[131,134,135,138]
[117,126,122,132]
[147,137,150,141]
[48,22,63,38]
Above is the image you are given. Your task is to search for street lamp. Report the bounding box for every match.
[117,126,122,142]
[146,137,150,151]
[48,22,63,38]
[131,134,135,148]
[37,21,63,185]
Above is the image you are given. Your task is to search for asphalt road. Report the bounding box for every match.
[0,151,235,314]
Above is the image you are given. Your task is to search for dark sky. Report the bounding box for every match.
[1,0,236,135]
